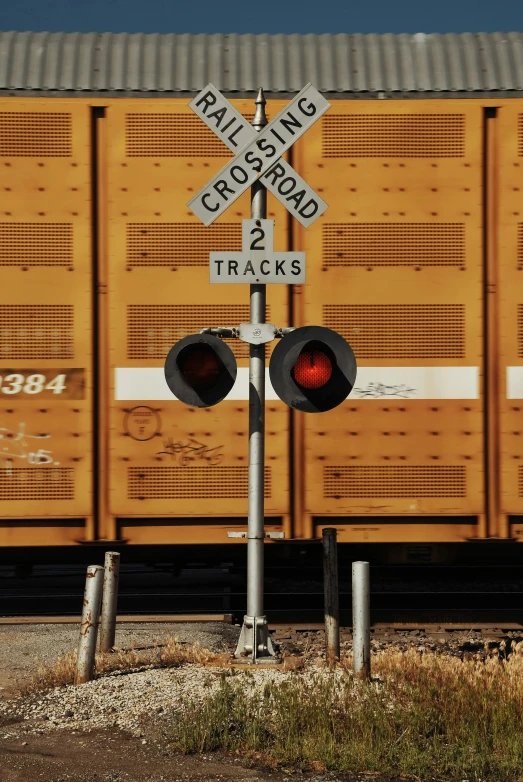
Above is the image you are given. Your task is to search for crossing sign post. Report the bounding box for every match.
[164,84,356,662]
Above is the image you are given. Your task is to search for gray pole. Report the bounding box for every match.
[235,89,276,661]
[352,561,370,677]
[322,528,340,663]
[75,565,104,685]
[99,551,120,652]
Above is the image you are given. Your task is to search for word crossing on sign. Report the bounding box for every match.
[210,219,305,284]
[188,83,330,228]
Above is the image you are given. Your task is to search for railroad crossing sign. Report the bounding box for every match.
[187,83,330,227]
[210,219,306,284]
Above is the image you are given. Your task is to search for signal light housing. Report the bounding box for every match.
[164,333,237,408]
[269,326,357,413]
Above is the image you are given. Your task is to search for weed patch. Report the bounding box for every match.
[161,648,523,781]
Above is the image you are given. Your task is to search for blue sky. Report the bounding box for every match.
[2,0,523,35]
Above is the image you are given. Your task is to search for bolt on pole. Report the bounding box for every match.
[322,528,340,663]
[234,88,276,662]
[75,564,104,685]
[99,551,120,653]
[352,561,370,678]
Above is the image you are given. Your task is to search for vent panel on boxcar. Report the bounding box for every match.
[322,223,466,267]
[126,223,242,267]
[322,114,465,158]
[0,112,72,156]
[323,304,466,359]
[125,113,253,157]
[0,223,74,267]
[323,465,467,499]
[0,467,75,500]
[0,305,74,359]
[126,304,270,361]
[128,466,272,500]
[518,114,523,156]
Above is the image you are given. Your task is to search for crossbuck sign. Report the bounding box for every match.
[187,83,330,228]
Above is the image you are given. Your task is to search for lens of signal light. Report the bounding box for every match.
[179,346,220,391]
[293,349,333,390]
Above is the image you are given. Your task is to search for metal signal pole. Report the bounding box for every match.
[234,89,276,662]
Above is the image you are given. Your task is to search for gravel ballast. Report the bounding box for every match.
[1,620,521,742]
[0,664,300,739]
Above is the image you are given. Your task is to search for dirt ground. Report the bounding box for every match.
[0,725,400,782]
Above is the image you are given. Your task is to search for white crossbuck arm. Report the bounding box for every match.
[187,83,330,228]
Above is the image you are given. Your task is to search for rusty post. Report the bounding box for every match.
[99,551,120,653]
[75,565,104,685]
[322,527,340,663]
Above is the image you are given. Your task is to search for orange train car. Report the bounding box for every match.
[1,31,523,552]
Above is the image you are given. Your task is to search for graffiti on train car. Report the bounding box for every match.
[0,422,55,475]
[353,383,417,399]
[156,436,225,467]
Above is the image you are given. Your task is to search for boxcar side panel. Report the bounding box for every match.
[104,99,291,544]
[498,104,523,538]
[0,100,93,545]
[293,100,484,543]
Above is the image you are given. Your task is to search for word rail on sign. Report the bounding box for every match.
[189,84,256,153]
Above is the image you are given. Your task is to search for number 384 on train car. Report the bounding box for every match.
[0,369,85,399]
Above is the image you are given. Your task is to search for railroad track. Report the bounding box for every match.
[2,563,523,625]
[1,616,523,638]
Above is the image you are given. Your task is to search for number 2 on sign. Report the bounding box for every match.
[0,374,67,395]
[250,227,265,251]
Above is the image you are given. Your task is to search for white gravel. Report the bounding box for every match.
[0,662,347,741]
[0,620,240,694]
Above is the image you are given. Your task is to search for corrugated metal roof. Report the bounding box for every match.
[1,30,523,93]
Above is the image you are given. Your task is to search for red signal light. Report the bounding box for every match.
[293,349,333,390]
[179,346,221,391]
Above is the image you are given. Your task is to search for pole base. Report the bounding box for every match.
[234,614,279,663]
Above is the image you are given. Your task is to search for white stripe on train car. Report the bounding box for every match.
[352,366,479,400]
[114,367,279,401]
[114,366,480,401]
[506,367,523,399]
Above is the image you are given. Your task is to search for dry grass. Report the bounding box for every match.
[19,636,213,695]
[162,644,523,781]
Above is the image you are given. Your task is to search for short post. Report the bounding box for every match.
[74,565,104,685]
[99,551,120,653]
[352,561,370,678]
[322,528,340,663]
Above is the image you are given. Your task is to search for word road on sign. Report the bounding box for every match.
[210,219,305,284]
[188,83,330,228]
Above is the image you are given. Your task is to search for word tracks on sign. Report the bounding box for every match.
[210,219,306,284]
[188,83,330,227]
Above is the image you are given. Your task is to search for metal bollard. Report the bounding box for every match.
[352,561,370,678]
[99,551,120,653]
[75,565,104,685]
[322,528,340,663]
